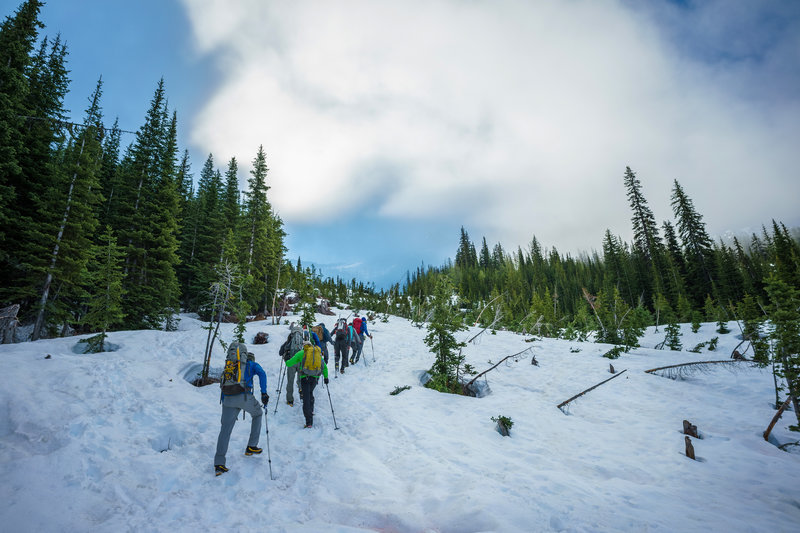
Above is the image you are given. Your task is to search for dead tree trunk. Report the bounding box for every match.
[466,347,533,389]
[557,369,627,412]
[764,396,794,442]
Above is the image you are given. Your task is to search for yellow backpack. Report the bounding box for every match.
[301,344,323,377]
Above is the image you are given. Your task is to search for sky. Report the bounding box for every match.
[6,0,800,288]
[2,311,800,530]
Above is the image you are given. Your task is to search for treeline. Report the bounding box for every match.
[0,1,287,339]
[403,167,800,338]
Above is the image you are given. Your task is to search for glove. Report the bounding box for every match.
[324,378,329,385]
[261,393,269,405]
[369,334,373,339]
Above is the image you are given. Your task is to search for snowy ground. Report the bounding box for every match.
[1,312,799,532]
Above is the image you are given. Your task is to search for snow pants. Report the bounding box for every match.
[354,334,365,361]
[350,339,362,363]
[300,376,318,426]
[334,339,350,371]
[321,343,329,364]
[285,364,301,403]
[214,392,263,466]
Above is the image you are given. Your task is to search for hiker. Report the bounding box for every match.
[331,318,359,374]
[311,322,333,364]
[348,320,363,365]
[214,345,269,476]
[351,314,373,364]
[278,323,304,406]
[285,338,329,428]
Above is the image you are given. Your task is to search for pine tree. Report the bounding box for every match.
[671,180,715,306]
[83,225,125,348]
[97,118,121,229]
[31,78,104,339]
[116,79,181,328]
[240,145,278,312]
[424,276,467,393]
[188,153,225,311]
[623,166,666,305]
[221,157,240,235]
[764,273,800,425]
[0,0,44,262]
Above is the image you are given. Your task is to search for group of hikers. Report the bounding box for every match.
[213,313,373,476]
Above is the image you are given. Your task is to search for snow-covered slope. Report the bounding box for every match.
[1,314,798,532]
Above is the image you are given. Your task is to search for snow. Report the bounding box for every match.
[1,313,799,532]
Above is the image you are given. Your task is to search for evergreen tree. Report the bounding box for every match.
[83,225,125,348]
[623,166,666,305]
[97,118,121,229]
[479,237,491,270]
[0,0,44,262]
[764,273,800,425]
[671,180,715,305]
[424,276,468,393]
[30,78,104,339]
[188,153,225,311]
[116,79,181,328]
[221,156,240,235]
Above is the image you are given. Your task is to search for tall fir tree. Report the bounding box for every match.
[623,166,666,305]
[670,180,715,306]
[30,78,104,339]
[0,0,44,265]
[83,225,125,347]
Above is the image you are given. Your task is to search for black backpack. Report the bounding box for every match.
[334,319,347,342]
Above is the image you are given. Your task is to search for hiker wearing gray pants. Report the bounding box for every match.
[214,350,268,475]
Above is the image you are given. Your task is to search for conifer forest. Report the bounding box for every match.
[1,1,799,410]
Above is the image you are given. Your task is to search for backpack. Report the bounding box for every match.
[353,317,362,335]
[311,324,323,342]
[287,329,304,357]
[220,342,248,395]
[301,344,323,377]
[334,319,347,342]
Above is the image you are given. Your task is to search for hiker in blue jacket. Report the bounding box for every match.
[214,348,269,476]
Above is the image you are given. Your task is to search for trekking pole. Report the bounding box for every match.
[273,363,286,415]
[370,337,375,362]
[263,405,274,480]
[325,381,340,430]
[274,355,284,391]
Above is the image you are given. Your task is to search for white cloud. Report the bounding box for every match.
[180,0,800,254]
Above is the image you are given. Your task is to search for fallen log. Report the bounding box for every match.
[763,396,793,442]
[557,369,627,412]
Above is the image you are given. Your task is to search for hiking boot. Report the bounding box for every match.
[339,367,345,374]
[215,465,229,476]
[287,400,293,406]
[304,423,312,428]
[349,357,354,364]
[245,446,263,456]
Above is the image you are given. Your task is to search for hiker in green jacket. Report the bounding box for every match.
[285,338,329,428]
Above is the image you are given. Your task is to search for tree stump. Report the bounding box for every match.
[609,364,615,374]
[683,420,699,438]
[685,436,695,460]
[253,332,269,345]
